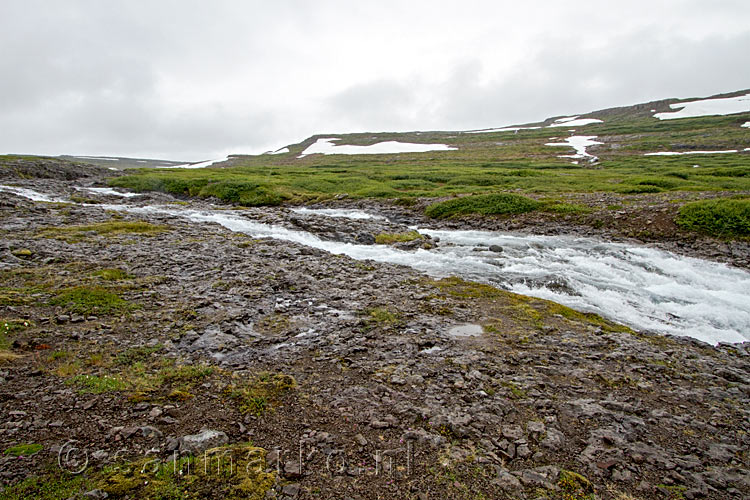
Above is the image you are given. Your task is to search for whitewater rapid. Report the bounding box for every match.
[125,205,750,345]
[3,185,749,345]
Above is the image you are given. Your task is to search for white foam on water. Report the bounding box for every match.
[77,187,141,198]
[298,138,457,157]
[654,93,750,120]
[290,207,386,220]
[546,136,603,160]
[0,185,68,202]
[645,150,738,156]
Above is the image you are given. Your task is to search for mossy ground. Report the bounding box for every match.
[374,230,423,244]
[225,372,296,416]
[429,277,632,337]
[0,473,87,500]
[37,220,169,242]
[94,444,275,500]
[3,443,43,457]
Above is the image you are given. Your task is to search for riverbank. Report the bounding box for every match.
[1,162,749,499]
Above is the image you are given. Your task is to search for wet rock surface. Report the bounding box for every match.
[0,166,748,499]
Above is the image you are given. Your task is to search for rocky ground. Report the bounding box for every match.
[0,161,748,499]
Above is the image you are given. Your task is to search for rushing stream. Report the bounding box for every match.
[3,185,749,345]
[127,205,750,345]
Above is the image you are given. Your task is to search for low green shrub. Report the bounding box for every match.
[676,198,750,238]
[425,193,541,218]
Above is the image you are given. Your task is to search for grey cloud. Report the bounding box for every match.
[433,30,750,129]
[1,1,749,159]
[325,80,420,131]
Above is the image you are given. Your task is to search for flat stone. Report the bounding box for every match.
[502,425,524,441]
[180,429,228,454]
[493,468,521,490]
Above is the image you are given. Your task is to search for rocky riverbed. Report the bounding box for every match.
[0,160,748,499]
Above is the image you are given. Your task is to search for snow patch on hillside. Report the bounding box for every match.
[654,93,750,120]
[167,156,231,169]
[74,156,119,161]
[549,116,603,127]
[467,116,602,134]
[645,150,738,156]
[466,126,542,134]
[298,138,456,157]
[545,136,602,161]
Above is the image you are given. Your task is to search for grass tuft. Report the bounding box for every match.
[4,443,43,456]
[93,268,132,281]
[50,286,133,316]
[226,372,296,416]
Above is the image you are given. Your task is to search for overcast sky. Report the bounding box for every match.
[1,1,749,161]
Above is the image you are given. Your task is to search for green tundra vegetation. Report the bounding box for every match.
[97,98,750,237]
[109,110,750,205]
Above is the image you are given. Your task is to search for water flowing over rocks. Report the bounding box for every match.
[0,164,748,499]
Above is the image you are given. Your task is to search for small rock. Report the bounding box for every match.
[493,468,521,490]
[284,460,303,478]
[281,483,300,498]
[355,233,375,245]
[165,437,180,452]
[540,428,565,450]
[180,429,228,454]
[354,434,368,447]
[489,245,503,253]
[370,420,390,429]
[139,426,163,439]
[516,444,532,459]
[502,425,524,441]
[83,490,108,499]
